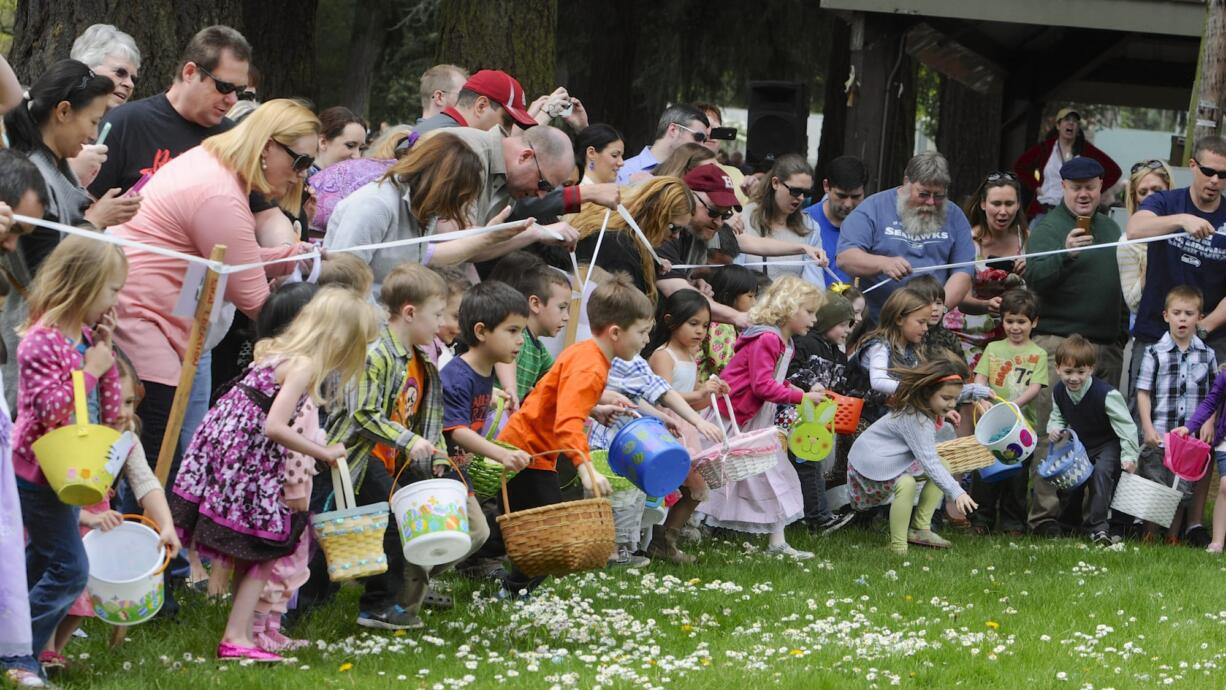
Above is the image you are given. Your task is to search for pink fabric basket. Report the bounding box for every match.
[1164,432,1211,482]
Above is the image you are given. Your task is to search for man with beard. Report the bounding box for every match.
[835,152,974,318]
[805,155,868,284]
[1024,156,1127,537]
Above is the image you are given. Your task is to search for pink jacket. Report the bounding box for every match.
[717,326,803,426]
[13,324,121,485]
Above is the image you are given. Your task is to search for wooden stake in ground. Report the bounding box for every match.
[154,245,227,486]
[1184,0,1226,163]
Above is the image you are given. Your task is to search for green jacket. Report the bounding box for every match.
[1024,202,1127,344]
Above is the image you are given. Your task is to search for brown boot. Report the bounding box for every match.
[645,525,696,564]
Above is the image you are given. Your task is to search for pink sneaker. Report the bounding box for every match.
[217,642,285,663]
[1207,542,1223,554]
[267,617,310,651]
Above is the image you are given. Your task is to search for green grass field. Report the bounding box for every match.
[51,528,1226,690]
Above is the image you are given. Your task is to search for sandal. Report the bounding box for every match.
[3,668,49,688]
[35,653,64,671]
[422,588,453,611]
[217,642,285,663]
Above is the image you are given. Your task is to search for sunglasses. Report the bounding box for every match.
[1193,159,1226,180]
[698,197,733,220]
[915,190,947,202]
[1131,159,1165,174]
[275,140,314,172]
[110,66,138,84]
[526,143,554,192]
[780,183,809,198]
[986,171,1017,183]
[676,123,708,144]
[195,64,248,96]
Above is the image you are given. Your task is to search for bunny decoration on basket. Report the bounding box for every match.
[787,395,838,463]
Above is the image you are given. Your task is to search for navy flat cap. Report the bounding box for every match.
[1060,156,1105,180]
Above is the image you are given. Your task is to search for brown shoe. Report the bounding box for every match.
[645,525,697,564]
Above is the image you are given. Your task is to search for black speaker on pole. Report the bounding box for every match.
[746,81,809,167]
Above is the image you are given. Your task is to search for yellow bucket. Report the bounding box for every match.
[32,370,123,506]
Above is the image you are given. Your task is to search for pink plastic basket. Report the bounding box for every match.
[1164,432,1211,482]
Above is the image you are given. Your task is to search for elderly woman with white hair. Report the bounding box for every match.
[70,23,141,108]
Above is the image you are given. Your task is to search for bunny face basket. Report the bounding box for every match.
[1038,430,1093,490]
[692,394,781,490]
[312,459,390,582]
[496,450,615,578]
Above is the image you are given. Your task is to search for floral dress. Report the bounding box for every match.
[697,323,737,381]
[170,359,309,564]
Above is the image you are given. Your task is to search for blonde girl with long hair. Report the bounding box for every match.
[169,287,376,663]
[696,276,827,560]
[574,175,694,301]
[1117,160,1173,314]
[12,237,180,676]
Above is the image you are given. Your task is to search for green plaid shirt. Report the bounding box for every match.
[326,324,448,490]
[514,328,554,401]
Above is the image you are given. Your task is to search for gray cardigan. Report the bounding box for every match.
[848,410,966,500]
[323,177,436,295]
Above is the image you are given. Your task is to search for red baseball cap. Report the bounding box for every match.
[462,70,538,128]
[683,164,741,209]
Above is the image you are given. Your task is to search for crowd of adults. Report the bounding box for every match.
[0,21,1223,568]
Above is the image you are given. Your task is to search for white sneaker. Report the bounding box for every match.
[765,543,814,561]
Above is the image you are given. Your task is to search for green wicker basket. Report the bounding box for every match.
[468,441,520,498]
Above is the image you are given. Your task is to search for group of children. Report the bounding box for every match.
[6,230,1226,679]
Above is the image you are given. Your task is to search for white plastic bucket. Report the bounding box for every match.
[974,400,1037,465]
[391,478,471,567]
[82,517,167,626]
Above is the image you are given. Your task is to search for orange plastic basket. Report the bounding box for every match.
[826,392,864,435]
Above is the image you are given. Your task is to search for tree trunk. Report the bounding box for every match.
[9,0,315,102]
[557,0,647,147]
[815,12,850,186]
[339,0,391,118]
[1184,0,1226,164]
[435,0,557,104]
[842,12,917,192]
[937,77,1003,207]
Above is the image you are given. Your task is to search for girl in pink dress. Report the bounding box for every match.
[697,276,828,560]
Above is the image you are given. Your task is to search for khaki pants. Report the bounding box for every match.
[1027,334,1124,531]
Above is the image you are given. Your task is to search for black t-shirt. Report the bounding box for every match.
[576,229,651,294]
[89,92,273,212]
[658,231,707,280]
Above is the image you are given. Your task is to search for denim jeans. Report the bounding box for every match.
[18,479,88,654]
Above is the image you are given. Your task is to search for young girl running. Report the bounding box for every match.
[847,356,979,554]
[44,352,170,666]
[13,237,180,673]
[696,276,827,560]
[170,287,376,662]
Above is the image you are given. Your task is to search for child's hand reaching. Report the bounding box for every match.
[944,409,961,426]
[159,523,182,559]
[975,399,994,416]
[1199,418,1216,444]
[499,447,532,472]
[1048,428,1068,444]
[1142,427,1162,448]
[407,436,435,463]
[1170,426,1190,438]
[695,417,724,443]
[313,442,347,466]
[82,510,124,532]
[953,493,978,516]
[700,377,729,397]
[1121,461,1137,474]
[578,461,612,496]
[803,390,826,405]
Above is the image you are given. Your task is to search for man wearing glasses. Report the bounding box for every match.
[835,152,975,319]
[617,105,711,185]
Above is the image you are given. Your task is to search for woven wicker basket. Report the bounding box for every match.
[1111,471,1183,528]
[312,458,389,582]
[692,393,781,490]
[496,449,615,577]
[936,436,995,474]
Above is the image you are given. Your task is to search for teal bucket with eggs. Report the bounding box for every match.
[973,397,1036,465]
[607,416,690,496]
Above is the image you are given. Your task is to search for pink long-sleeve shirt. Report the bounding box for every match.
[716,327,803,427]
[13,324,121,485]
[110,146,299,387]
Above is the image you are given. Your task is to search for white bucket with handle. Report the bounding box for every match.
[973,397,1037,465]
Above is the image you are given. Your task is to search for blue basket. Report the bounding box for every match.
[1038,429,1092,490]
[978,459,1025,484]
[608,417,691,496]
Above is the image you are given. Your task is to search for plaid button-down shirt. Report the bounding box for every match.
[1136,332,1218,437]
[514,329,554,401]
[588,355,672,450]
[326,324,448,490]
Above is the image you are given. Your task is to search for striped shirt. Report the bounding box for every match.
[326,324,448,489]
[1136,332,1218,437]
[588,356,672,450]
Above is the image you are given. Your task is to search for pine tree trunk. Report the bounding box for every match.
[815,13,850,185]
[338,0,391,118]
[1184,0,1226,163]
[9,0,316,103]
[557,0,647,147]
[937,77,1003,206]
[435,0,557,103]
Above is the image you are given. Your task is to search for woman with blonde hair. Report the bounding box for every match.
[323,131,532,297]
[110,98,319,468]
[574,175,695,300]
[1117,160,1172,314]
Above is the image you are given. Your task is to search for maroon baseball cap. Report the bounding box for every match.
[462,70,537,128]
[683,164,741,209]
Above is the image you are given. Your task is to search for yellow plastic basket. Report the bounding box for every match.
[32,370,123,506]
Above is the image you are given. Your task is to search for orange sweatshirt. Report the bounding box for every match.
[498,339,610,471]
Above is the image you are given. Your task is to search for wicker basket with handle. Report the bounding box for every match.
[692,393,781,489]
[935,436,995,475]
[311,458,390,582]
[496,449,615,578]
